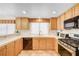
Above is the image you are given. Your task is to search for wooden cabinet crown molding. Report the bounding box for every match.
[29,18,50,23]
[0,20,15,24]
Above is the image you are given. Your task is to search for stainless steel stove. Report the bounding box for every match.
[58,33,79,56]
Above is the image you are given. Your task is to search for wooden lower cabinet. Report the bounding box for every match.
[14,39,23,56]
[0,46,6,56]
[39,38,46,50]
[6,42,15,56]
[33,39,39,50]
[33,37,57,51]
[46,38,55,50]
[19,39,23,51]
[0,38,23,56]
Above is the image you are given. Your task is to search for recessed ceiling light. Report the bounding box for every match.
[22,10,26,14]
[52,11,56,14]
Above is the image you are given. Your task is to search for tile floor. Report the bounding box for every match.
[18,50,59,56]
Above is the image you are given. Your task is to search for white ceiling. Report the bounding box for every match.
[0,3,76,18]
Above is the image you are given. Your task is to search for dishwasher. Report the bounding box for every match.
[23,38,32,50]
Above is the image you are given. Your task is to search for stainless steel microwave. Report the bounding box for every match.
[64,16,79,29]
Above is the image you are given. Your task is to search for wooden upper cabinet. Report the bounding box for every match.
[21,17,29,30]
[15,17,29,30]
[57,14,65,30]
[16,17,22,30]
[60,14,65,30]
[50,18,57,30]
[65,9,73,20]
[74,4,79,16]
[65,11,68,20]
[68,8,73,18]
[71,7,75,17]
[57,16,61,30]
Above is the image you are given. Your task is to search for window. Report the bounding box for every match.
[0,24,15,36]
[30,23,49,35]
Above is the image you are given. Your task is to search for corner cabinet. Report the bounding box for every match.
[0,38,23,56]
[15,17,29,30]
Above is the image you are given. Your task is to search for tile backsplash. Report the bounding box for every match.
[18,30,57,35]
[61,29,79,34]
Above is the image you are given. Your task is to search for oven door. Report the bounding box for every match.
[58,44,72,56]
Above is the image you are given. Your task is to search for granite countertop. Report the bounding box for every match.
[22,34,57,38]
[0,34,22,47]
[0,32,58,47]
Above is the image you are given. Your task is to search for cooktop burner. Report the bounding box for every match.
[59,38,79,48]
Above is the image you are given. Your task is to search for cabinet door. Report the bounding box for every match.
[19,39,23,51]
[57,17,61,30]
[67,9,72,19]
[50,18,57,30]
[60,14,65,30]
[46,38,55,50]
[14,39,20,55]
[32,38,39,50]
[71,7,75,18]
[74,4,79,16]
[14,39,23,56]
[15,17,22,30]
[6,42,15,56]
[39,38,46,50]
[65,11,70,20]
[0,46,6,56]
[21,18,29,30]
